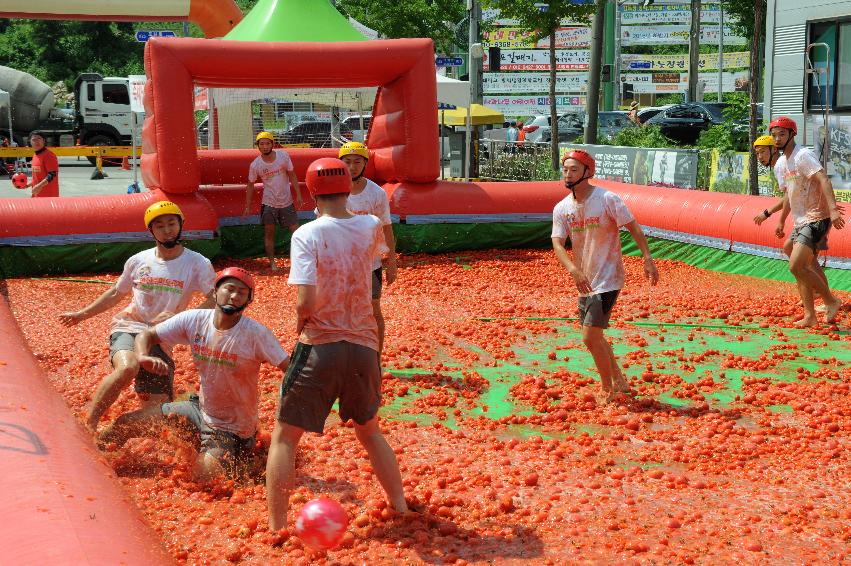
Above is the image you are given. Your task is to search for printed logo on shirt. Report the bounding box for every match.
[566,213,601,233]
[258,166,285,180]
[191,343,238,367]
[138,273,186,295]
[193,332,205,346]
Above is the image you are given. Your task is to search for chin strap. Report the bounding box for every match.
[151,221,183,249]
[564,168,591,195]
[218,303,247,315]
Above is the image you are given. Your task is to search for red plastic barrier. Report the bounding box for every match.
[197,148,380,186]
[0,190,218,239]
[0,294,174,564]
[142,37,439,193]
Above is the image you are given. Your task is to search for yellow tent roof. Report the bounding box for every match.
[438,103,505,126]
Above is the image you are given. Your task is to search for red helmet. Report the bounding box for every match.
[305,158,352,196]
[562,149,596,178]
[769,116,797,135]
[215,267,255,298]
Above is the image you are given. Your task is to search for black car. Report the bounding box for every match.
[644,103,722,144]
[279,121,353,148]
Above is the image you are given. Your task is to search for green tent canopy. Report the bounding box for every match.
[225,0,368,42]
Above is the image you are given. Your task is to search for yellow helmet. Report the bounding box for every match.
[338,141,369,160]
[144,201,184,228]
[255,131,275,143]
[753,135,774,147]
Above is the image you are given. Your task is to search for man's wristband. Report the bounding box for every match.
[763,209,772,218]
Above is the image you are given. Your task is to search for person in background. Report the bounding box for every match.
[28,130,59,197]
[628,101,641,126]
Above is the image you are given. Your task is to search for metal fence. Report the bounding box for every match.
[478,140,560,181]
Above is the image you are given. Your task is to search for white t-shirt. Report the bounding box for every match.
[248,150,295,208]
[552,186,635,296]
[111,248,216,335]
[347,179,392,269]
[288,215,388,351]
[774,145,829,228]
[156,309,288,438]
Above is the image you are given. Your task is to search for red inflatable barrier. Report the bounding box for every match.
[0,294,174,564]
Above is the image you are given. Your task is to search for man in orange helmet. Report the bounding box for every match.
[266,158,408,531]
[768,116,844,326]
[102,267,289,481]
[552,150,659,403]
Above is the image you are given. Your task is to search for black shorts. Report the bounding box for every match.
[109,332,175,398]
[276,341,381,433]
[577,290,620,329]
[788,218,830,252]
[261,203,299,227]
[372,267,383,300]
[161,395,255,471]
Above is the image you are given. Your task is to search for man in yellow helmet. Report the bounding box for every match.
[336,141,397,356]
[752,135,782,225]
[243,131,304,271]
[59,201,216,432]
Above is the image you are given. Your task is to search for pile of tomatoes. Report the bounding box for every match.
[5,248,850,564]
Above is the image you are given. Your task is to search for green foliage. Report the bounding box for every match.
[337,0,466,55]
[481,146,560,181]
[721,92,748,121]
[482,0,595,40]
[607,125,680,149]
[695,124,735,152]
[0,20,144,88]
[655,94,685,105]
[721,0,766,41]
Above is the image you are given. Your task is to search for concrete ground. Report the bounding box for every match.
[0,156,145,199]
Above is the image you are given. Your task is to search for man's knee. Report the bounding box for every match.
[354,417,382,443]
[581,326,604,348]
[271,421,304,448]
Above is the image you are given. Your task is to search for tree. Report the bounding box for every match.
[336,0,466,55]
[0,20,144,89]
[482,1,595,171]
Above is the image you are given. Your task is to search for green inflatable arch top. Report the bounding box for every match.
[225,0,368,42]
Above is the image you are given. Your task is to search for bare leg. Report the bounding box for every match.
[353,416,408,513]
[582,325,619,394]
[99,403,164,445]
[266,421,304,531]
[87,350,141,431]
[264,224,278,270]
[372,299,385,356]
[789,243,840,326]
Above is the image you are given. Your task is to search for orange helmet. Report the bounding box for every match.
[562,149,595,178]
[769,116,797,135]
[305,158,352,196]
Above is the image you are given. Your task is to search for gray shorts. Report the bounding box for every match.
[578,290,620,329]
[372,267,383,300]
[276,341,381,434]
[161,395,255,470]
[788,218,830,252]
[109,332,174,398]
[261,203,298,227]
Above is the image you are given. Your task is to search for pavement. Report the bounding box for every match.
[1,156,146,199]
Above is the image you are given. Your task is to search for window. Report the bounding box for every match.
[806,18,851,110]
[87,84,95,102]
[102,83,130,105]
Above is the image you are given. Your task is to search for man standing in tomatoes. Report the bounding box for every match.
[28,131,59,197]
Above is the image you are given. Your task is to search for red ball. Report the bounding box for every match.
[11,172,27,189]
[294,497,348,550]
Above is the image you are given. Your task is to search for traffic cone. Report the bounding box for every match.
[121,156,130,170]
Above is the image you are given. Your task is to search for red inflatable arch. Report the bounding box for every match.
[141,37,439,193]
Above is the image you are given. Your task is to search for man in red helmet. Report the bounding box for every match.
[101,268,289,481]
[266,158,409,531]
[552,150,659,403]
[769,116,844,326]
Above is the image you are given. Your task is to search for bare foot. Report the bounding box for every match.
[815,304,827,314]
[606,391,632,404]
[794,316,819,328]
[824,300,842,323]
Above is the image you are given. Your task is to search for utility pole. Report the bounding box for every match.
[687,0,701,102]
[747,0,765,196]
[717,2,724,102]
[584,0,606,145]
[469,0,483,105]
[613,0,622,109]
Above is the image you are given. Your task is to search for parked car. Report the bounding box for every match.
[644,103,722,144]
[340,115,371,142]
[636,105,671,124]
[279,121,353,148]
[542,113,584,143]
[520,115,551,143]
[598,111,637,138]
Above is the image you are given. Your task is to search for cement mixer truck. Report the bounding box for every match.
[0,66,134,163]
